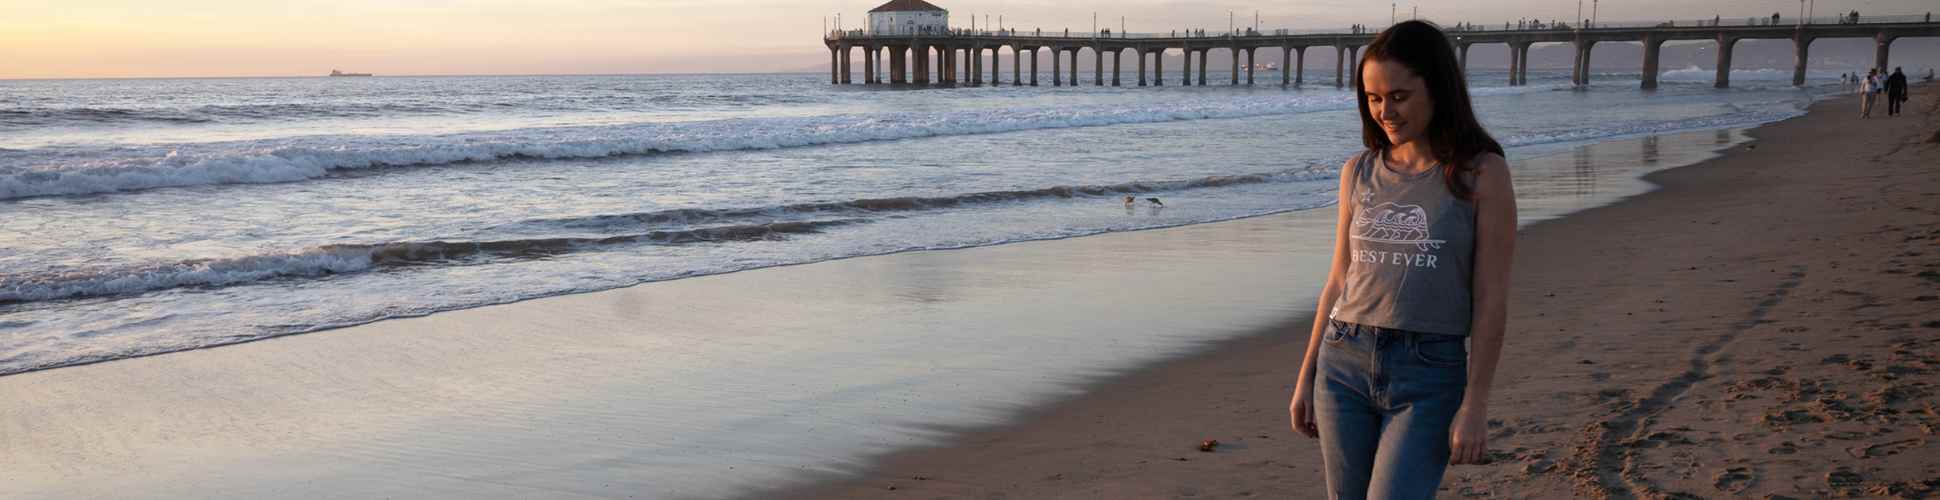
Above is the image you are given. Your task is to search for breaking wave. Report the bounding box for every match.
[0,219,859,305]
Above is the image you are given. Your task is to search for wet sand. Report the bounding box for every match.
[1,186,1348,499]
[782,87,1940,499]
[2,87,1932,499]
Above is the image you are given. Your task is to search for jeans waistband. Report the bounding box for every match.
[1329,318,1463,345]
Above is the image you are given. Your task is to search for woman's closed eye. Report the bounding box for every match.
[1366,92,1410,104]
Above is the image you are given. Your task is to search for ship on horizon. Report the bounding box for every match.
[328,69,373,77]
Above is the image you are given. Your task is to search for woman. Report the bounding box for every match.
[1287,20,1516,499]
[1861,68,1878,118]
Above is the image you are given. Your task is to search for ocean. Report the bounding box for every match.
[0,67,1841,377]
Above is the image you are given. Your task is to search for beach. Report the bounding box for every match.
[1,81,1932,499]
[776,87,1940,499]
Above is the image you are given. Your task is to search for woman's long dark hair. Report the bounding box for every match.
[1355,20,1503,200]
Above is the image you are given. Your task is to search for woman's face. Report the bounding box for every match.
[1361,59,1434,147]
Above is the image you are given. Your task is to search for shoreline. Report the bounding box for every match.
[775,87,1940,499]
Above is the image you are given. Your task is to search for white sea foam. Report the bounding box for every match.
[1656,65,1840,82]
[1497,105,1801,149]
[1,250,377,305]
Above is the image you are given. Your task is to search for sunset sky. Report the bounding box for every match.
[4,0,1933,78]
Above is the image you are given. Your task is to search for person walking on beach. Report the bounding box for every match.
[1885,67,1908,117]
[1288,20,1515,500]
[1861,69,1878,118]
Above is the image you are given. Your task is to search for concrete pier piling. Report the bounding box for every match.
[1153,50,1163,86]
[1055,48,1070,86]
[1245,47,1256,85]
[1095,48,1104,86]
[1012,47,1022,86]
[1029,48,1038,86]
[1293,46,1305,86]
[1068,48,1080,86]
[1281,46,1292,86]
[1715,34,1737,88]
[992,46,1002,86]
[1333,46,1344,88]
[823,18,1937,90]
[1197,49,1208,86]
[1640,36,1662,89]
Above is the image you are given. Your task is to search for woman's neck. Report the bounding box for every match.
[1385,140,1436,174]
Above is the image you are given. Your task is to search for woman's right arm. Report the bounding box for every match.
[1291,154,1360,438]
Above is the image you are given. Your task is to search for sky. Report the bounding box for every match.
[3,0,1934,78]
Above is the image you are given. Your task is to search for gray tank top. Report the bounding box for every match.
[1329,150,1477,336]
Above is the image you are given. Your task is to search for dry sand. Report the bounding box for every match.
[784,86,1940,500]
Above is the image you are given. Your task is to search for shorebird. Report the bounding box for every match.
[1123,196,1137,207]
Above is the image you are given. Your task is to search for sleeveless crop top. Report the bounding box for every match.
[1329,150,1477,336]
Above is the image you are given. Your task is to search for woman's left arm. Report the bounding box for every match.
[1450,153,1516,465]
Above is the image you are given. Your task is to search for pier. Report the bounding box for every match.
[827,14,1940,89]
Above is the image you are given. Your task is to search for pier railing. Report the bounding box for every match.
[827,13,1938,40]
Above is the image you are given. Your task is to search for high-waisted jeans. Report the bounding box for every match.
[1314,318,1469,500]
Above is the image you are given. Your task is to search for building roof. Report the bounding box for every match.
[869,0,945,13]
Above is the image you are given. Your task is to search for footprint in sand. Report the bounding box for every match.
[1824,430,1869,440]
[1629,431,1696,448]
[1480,449,1517,465]
[1760,409,1824,427]
[1845,438,1923,459]
[1809,397,1866,421]
[1713,466,1755,494]
[1865,383,1929,406]
[1765,441,1799,455]
[1825,467,1864,491]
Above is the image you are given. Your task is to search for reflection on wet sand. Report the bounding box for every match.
[1512,128,1747,226]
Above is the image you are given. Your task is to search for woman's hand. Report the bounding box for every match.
[1448,403,1487,464]
[1290,383,1318,438]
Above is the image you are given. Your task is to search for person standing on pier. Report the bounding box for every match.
[1289,20,1515,500]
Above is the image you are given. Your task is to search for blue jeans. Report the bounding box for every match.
[1315,318,1468,499]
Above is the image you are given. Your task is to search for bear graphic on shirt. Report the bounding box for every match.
[1352,202,1445,252]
